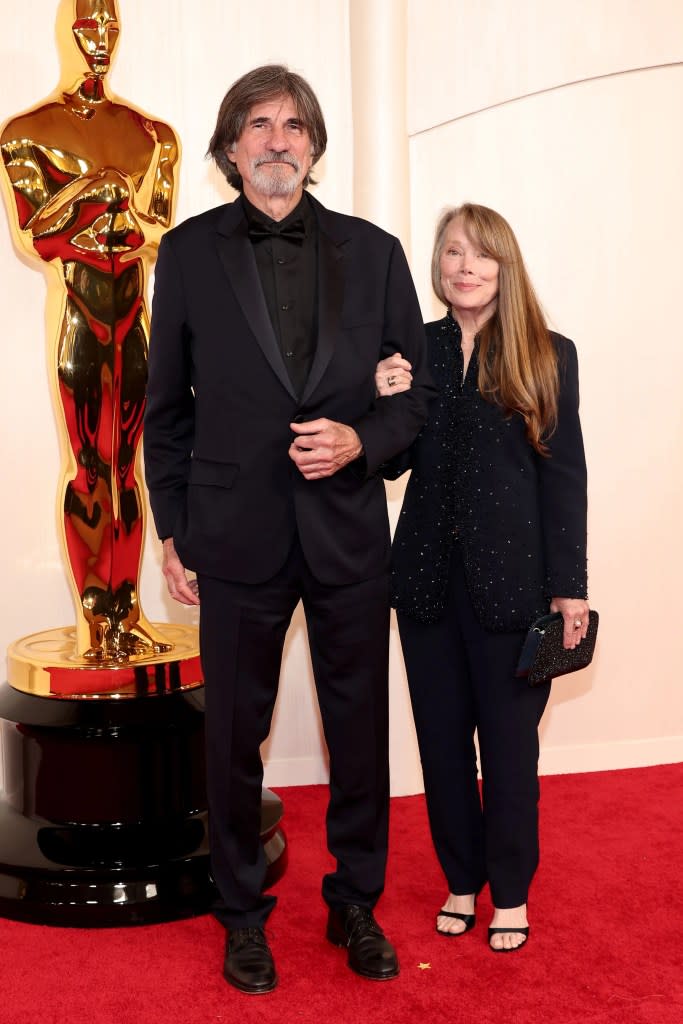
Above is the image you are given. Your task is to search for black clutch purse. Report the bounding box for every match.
[515,610,599,686]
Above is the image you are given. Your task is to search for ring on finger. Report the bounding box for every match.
[574,619,582,628]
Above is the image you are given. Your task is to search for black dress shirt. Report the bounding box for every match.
[242,193,317,398]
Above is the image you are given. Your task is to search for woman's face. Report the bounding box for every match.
[439,216,499,324]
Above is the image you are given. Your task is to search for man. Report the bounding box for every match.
[144,64,434,994]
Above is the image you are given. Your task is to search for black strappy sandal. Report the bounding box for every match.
[435,908,476,937]
[487,926,529,952]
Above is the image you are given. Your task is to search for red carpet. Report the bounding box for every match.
[0,764,681,1024]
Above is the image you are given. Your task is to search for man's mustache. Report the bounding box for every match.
[254,151,300,171]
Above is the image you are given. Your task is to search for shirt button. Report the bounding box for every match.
[280,303,290,311]
[285,351,294,358]
[276,258,286,265]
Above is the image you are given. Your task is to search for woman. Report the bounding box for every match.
[377,204,588,952]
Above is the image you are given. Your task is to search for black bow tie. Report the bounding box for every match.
[248,216,306,245]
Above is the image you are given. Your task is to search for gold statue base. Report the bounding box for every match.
[8,623,202,699]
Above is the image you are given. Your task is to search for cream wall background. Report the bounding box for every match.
[405,0,683,776]
[0,0,681,796]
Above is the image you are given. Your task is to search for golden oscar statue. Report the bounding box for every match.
[0,0,202,697]
[0,0,225,927]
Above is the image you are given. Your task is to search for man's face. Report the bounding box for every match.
[72,0,119,76]
[228,94,313,204]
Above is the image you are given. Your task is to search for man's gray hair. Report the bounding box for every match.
[207,64,327,191]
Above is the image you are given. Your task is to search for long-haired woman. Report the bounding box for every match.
[378,204,589,951]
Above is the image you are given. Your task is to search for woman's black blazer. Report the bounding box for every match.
[388,314,588,632]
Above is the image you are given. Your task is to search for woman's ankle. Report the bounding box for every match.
[490,903,528,927]
[441,892,476,914]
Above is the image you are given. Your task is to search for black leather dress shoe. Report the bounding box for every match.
[223,926,277,994]
[326,905,399,980]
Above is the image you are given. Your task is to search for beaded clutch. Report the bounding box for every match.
[515,610,599,686]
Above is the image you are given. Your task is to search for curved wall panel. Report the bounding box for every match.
[407,63,683,771]
[408,0,682,134]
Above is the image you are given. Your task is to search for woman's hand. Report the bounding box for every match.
[550,596,590,649]
[375,353,413,397]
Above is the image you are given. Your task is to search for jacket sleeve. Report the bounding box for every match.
[352,239,437,474]
[143,233,195,540]
[537,336,588,599]
[378,440,417,480]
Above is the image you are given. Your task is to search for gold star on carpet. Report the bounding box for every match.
[418,962,431,970]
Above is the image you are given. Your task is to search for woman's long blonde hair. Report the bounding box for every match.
[432,203,559,454]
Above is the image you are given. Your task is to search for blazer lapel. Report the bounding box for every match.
[214,202,297,400]
[301,200,347,405]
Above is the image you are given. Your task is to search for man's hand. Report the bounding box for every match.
[289,418,363,480]
[162,537,200,605]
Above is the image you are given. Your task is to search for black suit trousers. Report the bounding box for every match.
[397,545,551,908]
[198,537,391,929]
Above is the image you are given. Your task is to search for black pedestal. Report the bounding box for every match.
[0,683,286,926]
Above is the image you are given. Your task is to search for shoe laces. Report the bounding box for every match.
[345,906,383,942]
[230,926,267,951]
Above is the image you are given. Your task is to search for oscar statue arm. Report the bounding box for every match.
[135,118,180,231]
[0,126,98,252]
[0,129,125,246]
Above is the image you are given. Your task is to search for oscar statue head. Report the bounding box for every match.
[56,0,120,87]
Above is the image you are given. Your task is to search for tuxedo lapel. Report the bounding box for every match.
[301,201,347,405]
[214,203,297,400]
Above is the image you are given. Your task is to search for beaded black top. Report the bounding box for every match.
[388,313,588,631]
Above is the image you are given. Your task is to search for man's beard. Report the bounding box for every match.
[250,151,304,197]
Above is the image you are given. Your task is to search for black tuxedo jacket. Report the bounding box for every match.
[143,194,435,585]
[388,316,588,631]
